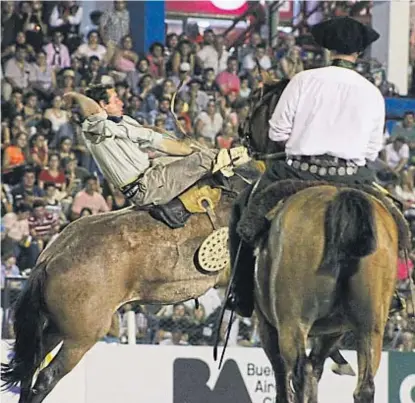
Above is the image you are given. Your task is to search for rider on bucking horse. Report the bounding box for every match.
[226,16,405,317]
[63,86,243,210]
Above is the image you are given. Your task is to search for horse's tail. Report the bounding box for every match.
[320,189,376,277]
[1,262,48,390]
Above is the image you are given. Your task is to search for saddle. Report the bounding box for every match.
[147,184,222,229]
[237,179,411,251]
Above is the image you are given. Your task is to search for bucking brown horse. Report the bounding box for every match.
[239,79,408,403]
[0,170,256,403]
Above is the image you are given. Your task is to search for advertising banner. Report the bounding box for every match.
[0,341,398,403]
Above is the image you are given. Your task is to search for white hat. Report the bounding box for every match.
[101,75,115,86]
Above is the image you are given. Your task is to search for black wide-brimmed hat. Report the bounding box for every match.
[311,17,380,54]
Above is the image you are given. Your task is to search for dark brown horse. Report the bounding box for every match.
[0,172,255,403]
[241,80,405,402]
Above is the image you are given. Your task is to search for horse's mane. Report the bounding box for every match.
[242,79,290,156]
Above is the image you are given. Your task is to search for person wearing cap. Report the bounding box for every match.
[63,84,219,208]
[227,17,386,318]
[264,16,384,188]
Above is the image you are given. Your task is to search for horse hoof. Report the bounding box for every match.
[331,362,356,377]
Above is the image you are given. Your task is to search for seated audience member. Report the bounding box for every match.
[71,175,110,220]
[38,153,66,191]
[28,200,60,251]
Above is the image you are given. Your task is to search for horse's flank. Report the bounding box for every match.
[37,202,232,327]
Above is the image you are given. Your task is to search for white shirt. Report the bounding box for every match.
[385,143,410,169]
[196,111,223,143]
[197,45,219,74]
[268,66,385,166]
[243,53,272,71]
[49,5,83,27]
[75,43,107,61]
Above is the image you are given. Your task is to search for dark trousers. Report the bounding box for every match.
[229,159,376,316]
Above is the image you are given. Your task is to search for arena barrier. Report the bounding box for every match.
[1,341,414,403]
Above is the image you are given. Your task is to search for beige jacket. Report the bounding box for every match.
[81,111,163,188]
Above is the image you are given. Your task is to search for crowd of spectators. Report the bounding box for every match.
[1,0,414,351]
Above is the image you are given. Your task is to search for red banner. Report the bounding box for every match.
[165,1,249,16]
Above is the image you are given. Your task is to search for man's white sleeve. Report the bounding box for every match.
[268,74,302,142]
[365,93,385,162]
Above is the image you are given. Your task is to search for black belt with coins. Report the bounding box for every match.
[120,174,144,199]
[286,154,359,176]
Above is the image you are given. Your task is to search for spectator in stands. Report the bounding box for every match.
[277,45,304,79]
[182,78,209,120]
[215,35,229,74]
[169,39,195,76]
[147,42,165,80]
[384,136,410,175]
[38,153,66,191]
[99,0,130,48]
[1,254,21,289]
[165,33,178,58]
[195,100,223,146]
[29,50,56,100]
[3,44,32,101]
[148,96,176,131]
[239,74,251,98]
[392,112,415,143]
[22,91,42,127]
[44,182,67,226]
[28,199,59,251]
[75,30,107,61]
[21,0,48,53]
[127,95,148,124]
[1,185,14,217]
[30,133,49,169]
[12,167,45,208]
[201,68,220,99]
[81,56,105,87]
[49,1,83,53]
[1,2,23,51]
[2,132,29,172]
[44,94,71,135]
[216,56,241,96]
[2,202,40,270]
[106,183,131,211]
[113,35,139,74]
[138,74,157,114]
[44,29,71,70]
[62,156,90,196]
[197,29,219,74]
[239,31,262,63]
[243,42,272,72]
[71,175,109,220]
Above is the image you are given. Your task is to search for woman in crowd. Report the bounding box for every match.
[195,100,223,146]
[75,30,106,61]
[44,94,71,134]
[113,35,139,74]
[2,132,29,172]
[30,133,48,169]
[38,153,66,191]
[29,50,57,100]
[277,45,304,79]
[58,137,76,161]
[22,92,42,128]
[168,39,195,76]
[147,42,165,80]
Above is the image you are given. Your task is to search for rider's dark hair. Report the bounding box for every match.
[85,84,113,104]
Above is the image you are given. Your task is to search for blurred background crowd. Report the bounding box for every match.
[1,0,414,351]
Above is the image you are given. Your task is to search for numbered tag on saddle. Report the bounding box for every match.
[198,227,230,273]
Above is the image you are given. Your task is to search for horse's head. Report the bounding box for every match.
[240,79,290,158]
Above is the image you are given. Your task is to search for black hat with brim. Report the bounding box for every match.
[311,17,380,54]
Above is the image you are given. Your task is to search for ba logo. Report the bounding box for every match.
[173,358,252,403]
[388,352,415,403]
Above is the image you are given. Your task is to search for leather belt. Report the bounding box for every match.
[286,155,359,176]
[120,175,143,199]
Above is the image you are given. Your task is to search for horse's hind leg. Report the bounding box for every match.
[29,339,95,403]
[256,307,291,403]
[277,322,313,403]
[309,334,345,382]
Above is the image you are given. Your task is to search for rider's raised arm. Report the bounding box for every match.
[364,90,386,162]
[268,73,303,143]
